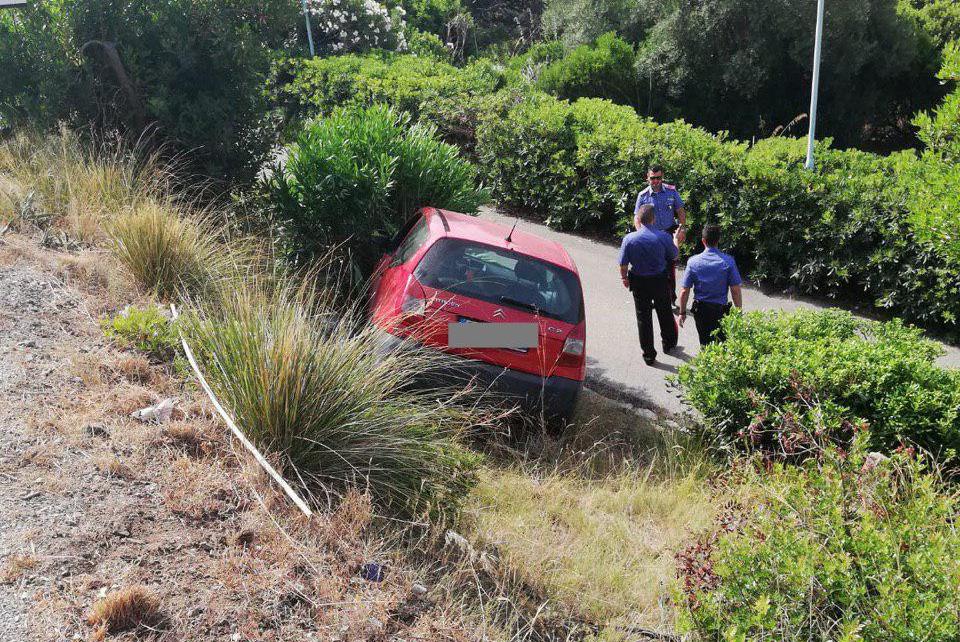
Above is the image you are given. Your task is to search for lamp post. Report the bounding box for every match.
[805,0,825,170]
[301,0,316,57]
[0,1,29,8]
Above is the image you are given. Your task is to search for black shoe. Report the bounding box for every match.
[663,343,676,354]
[644,356,656,366]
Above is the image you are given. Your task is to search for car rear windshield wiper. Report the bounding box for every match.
[499,296,540,314]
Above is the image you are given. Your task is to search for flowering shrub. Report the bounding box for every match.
[306,0,408,54]
[677,432,960,641]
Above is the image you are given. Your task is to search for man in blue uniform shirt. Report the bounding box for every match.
[619,205,679,365]
[678,224,743,345]
[634,164,687,308]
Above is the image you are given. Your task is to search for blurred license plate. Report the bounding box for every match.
[448,320,537,350]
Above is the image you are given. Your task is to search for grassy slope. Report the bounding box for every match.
[465,391,721,633]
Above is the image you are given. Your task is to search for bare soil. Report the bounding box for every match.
[0,233,476,641]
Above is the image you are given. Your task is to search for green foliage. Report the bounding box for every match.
[406,27,452,60]
[2,0,303,182]
[677,309,960,463]
[0,1,76,129]
[915,41,960,162]
[271,53,506,146]
[537,33,640,107]
[540,0,649,48]
[266,104,487,271]
[184,274,484,516]
[306,0,408,54]
[638,0,941,149]
[903,0,960,49]
[400,0,464,36]
[678,435,960,641]
[102,304,180,361]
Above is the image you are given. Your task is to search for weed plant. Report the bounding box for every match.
[183,270,491,517]
[105,200,227,299]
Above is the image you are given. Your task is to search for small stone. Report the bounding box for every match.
[637,408,658,422]
[85,424,110,438]
[411,583,428,598]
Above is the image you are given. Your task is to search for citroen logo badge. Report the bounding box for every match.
[492,309,505,319]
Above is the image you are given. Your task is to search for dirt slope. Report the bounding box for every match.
[0,234,475,641]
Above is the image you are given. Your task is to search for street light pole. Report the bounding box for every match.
[805,0,825,170]
[301,0,316,57]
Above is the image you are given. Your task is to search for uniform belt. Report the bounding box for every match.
[692,300,731,313]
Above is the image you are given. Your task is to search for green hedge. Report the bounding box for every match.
[676,309,960,464]
[678,435,960,641]
[270,53,509,149]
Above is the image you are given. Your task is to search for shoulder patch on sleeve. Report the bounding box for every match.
[664,183,677,191]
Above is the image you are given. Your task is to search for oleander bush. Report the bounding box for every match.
[677,431,960,641]
[677,309,960,464]
[264,104,487,272]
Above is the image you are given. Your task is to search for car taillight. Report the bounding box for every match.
[400,290,427,315]
[562,336,584,356]
[557,323,586,369]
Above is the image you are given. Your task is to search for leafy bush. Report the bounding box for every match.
[678,434,960,641]
[271,53,507,146]
[2,0,303,182]
[184,273,484,516]
[477,93,743,235]
[537,33,640,107]
[102,304,179,361]
[266,104,487,272]
[677,309,960,463]
[107,201,225,299]
[400,0,465,37]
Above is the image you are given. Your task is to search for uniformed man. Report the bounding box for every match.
[619,204,679,365]
[634,164,687,308]
[678,224,743,345]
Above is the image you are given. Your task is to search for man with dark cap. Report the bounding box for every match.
[619,204,679,365]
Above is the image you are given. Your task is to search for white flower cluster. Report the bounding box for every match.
[306,0,407,54]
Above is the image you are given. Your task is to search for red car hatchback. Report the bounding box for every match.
[369,207,586,422]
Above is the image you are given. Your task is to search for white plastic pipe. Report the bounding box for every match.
[170,304,314,518]
[301,0,316,57]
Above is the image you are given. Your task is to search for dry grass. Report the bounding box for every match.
[86,585,163,635]
[461,392,723,635]
[1,554,39,584]
[93,454,135,480]
[0,127,171,245]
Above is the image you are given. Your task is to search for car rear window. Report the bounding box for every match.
[414,238,583,324]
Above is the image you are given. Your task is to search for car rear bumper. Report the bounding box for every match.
[372,327,582,421]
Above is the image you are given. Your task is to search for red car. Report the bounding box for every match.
[369,207,586,422]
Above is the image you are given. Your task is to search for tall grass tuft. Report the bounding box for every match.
[105,200,226,299]
[0,127,173,244]
[183,272,489,516]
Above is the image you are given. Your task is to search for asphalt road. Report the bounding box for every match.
[481,207,960,415]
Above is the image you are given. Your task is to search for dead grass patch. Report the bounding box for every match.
[112,353,153,385]
[86,585,163,636]
[1,554,39,584]
[93,454,135,480]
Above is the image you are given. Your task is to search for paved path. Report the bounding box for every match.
[481,207,960,414]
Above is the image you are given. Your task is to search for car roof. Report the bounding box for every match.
[422,208,579,274]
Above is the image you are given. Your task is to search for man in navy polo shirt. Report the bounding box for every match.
[634,165,687,308]
[619,205,679,365]
[678,224,743,345]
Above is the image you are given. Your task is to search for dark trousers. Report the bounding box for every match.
[629,273,678,362]
[692,300,731,346]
